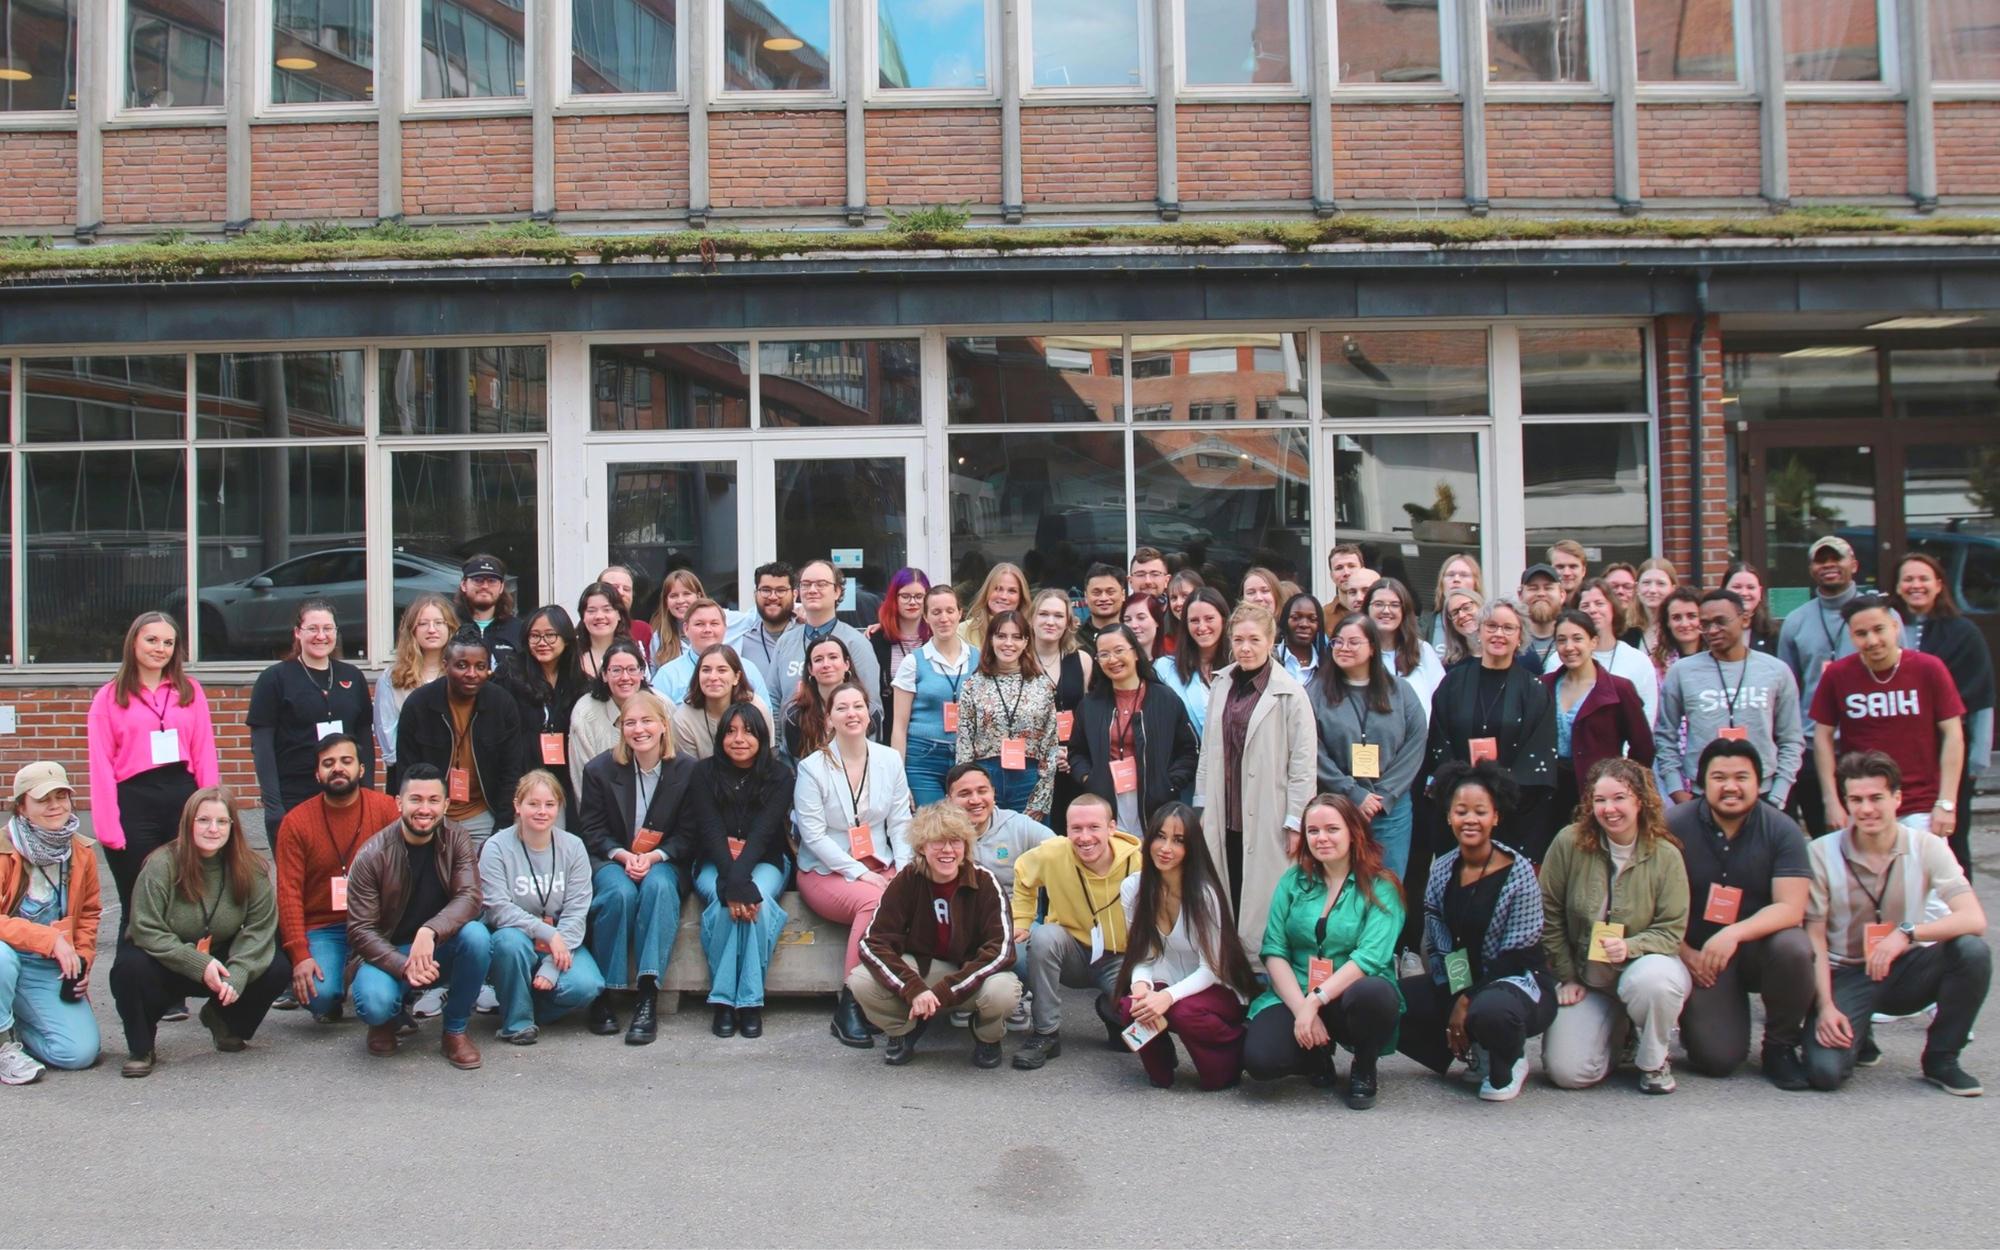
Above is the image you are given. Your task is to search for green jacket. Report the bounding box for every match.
[128,852,280,989]
[1249,865,1405,1053]
[1538,824,1689,984]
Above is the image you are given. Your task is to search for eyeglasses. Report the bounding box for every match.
[604,665,643,678]
[1330,638,1368,651]
[896,592,928,604]
[799,579,836,591]
[1480,622,1521,636]
[527,631,562,643]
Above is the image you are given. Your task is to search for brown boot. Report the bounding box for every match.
[366,1023,400,1057]
[441,1030,482,1070]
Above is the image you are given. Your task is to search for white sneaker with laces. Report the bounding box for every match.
[0,1040,46,1086]
[1479,1055,1529,1102]
[411,987,446,1019]
[475,984,500,1015]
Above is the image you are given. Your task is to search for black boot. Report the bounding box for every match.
[737,1007,763,1039]
[587,993,619,1036]
[1345,1055,1379,1110]
[712,1005,737,1038]
[830,987,874,1049]
[625,979,659,1046]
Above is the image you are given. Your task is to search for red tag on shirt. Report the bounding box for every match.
[728,836,746,860]
[848,823,876,861]
[1000,737,1028,771]
[1703,883,1743,926]
[1865,922,1894,957]
[631,828,663,856]
[535,916,556,954]
[195,935,212,955]
[540,734,566,765]
[1307,956,1333,992]
[1468,737,1499,765]
[448,768,471,803]
[1057,710,1076,740]
[1717,726,1749,742]
[1110,757,1139,795]
[329,875,348,912]
[941,701,959,734]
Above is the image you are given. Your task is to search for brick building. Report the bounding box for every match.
[0,0,1997,807]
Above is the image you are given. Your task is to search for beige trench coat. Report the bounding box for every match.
[1194,662,1319,954]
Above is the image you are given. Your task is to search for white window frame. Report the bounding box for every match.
[1631,0,1753,99]
[111,0,230,121]
[256,0,382,119]
[405,0,536,115]
[557,0,691,107]
[1020,0,1154,99]
[864,0,999,102]
[711,0,843,106]
[1175,0,1308,98]
[1780,0,1898,98]
[0,0,81,125]
[1932,0,2000,99]
[1482,0,1607,99]
[1328,0,1460,97]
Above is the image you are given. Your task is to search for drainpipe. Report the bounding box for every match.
[1688,270,1711,578]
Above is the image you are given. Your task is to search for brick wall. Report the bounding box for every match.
[1656,314,1730,584]
[0,132,76,229]
[402,117,533,217]
[0,685,262,811]
[863,109,1002,207]
[1637,104,1761,200]
[251,123,379,221]
[556,114,690,213]
[711,111,845,209]
[104,127,227,225]
[1177,103,1311,202]
[1022,106,1156,204]
[1936,102,2000,196]
[1788,101,1905,198]
[1489,104,1615,199]
[1330,102,1463,201]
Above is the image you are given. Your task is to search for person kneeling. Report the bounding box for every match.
[346,765,492,1070]
[1241,794,1405,1109]
[480,771,601,1045]
[847,804,1020,1068]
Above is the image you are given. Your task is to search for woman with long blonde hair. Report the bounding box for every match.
[374,593,457,789]
[647,568,708,668]
[1427,554,1484,652]
[959,562,1030,650]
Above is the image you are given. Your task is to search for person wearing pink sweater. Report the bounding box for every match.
[86,613,220,938]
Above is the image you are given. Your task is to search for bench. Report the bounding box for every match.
[656,892,849,1012]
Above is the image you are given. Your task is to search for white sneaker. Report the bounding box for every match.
[411,987,446,1019]
[1479,1055,1529,1102]
[1874,1011,1923,1024]
[1460,1042,1490,1086]
[1398,949,1426,979]
[1007,997,1032,1032]
[0,1040,45,1086]
[475,984,500,1015]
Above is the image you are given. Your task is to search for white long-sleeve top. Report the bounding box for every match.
[1120,874,1245,1004]
[794,740,914,879]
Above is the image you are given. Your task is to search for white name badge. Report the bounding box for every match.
[1090,922,1105,965]
[315,719,344,741]
[149,729,182,766]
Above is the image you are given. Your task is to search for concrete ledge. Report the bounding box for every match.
[659,891,848,1012]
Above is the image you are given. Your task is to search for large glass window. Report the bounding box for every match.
[1522,422,1651,571]
[948,430,1125,594]
[773,456,908,617]
[1634,0,1737,82]
[1782,0,1880,82]
[605,459,741,611]
[572,0,677,93]
[1487,0,1591,84]
[1331,430,1482,601]
[1130,333,1307,422]
[1724,348,1881,422]
[591,342,750,430]
[878,0,988,90]
[271,0,375,103]
[1,449,11,663]
[1334,0,1444,84]
[947,336,1121,424]
[1320,330,1487,419]
[126,0,224,108]
[1932,0,2000,82]
[1183,0,1294,87]
[192,447,369,660]
[391,448,541,612]
[1761,444,1878,590]
[721,0,833,91]
[1906,443,2000,613]
[381,345,547,435]
[1520,327,1648,415]
[1,0,77,111]
[24,356,185,443]
[1029,0,1143,89]
[22,449,187,662]
[195,351,366,439]
[1135,428,1310,587]
[1891,348,2000,421]
[759,339,921,427]
[418,0,526,99]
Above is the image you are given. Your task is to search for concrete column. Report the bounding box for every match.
[1000,0,1023,222]
[377,0,406,220]
[1154,0,1178,219]
[532,0,557,218]
[73,0,105,238]
[1308,0,1334,215]
[1459,0,1488,213]
[687,0,710,226]
[1608,0,1640,213]
[844,0,867,225]
[1752,0,1788,207]
[1902,0,1937,212]
[224,0,255,230]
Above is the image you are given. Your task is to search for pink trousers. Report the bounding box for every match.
[796,870,889,975]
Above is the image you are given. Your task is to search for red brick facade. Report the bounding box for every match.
[1936,102,2000,197]
[403,117,534,217]
[711,111,845,208]
[0,131,76,229]
[1488,104,1616,199]
[1788,101,1906,198]
[1637,104,1762,200]
[556,114,691,213]
[1176,104,1312,202]
[1022,106,1156,204]
[1330,102,1463,202]
[104,127,227,225]
[0,686,260,811]
[251,123,379,221]
[863,109,1003,207]
[1655,314,1730,585]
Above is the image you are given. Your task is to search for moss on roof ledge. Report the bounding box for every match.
[2,208,1996,281]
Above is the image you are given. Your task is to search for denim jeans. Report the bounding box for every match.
[299,923,350,1018]
[351,921,494,1035]
[693,860,788,1008]
[587,859,684,990]
[977,759,1041,819]
[487,927,606,1033]
[905,737,955,809]
[0,943,100,1069]
[1370,792,1415,883]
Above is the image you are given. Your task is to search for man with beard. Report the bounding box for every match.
[739,561,797,697]
[272,734,401,1021]
[1518,564,1564,670]
[455,554,523,669]
[773,559,882,714]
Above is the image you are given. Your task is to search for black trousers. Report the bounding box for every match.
[1948,767,1975,881]
[1679,927,1816,1076]
[1242,974,1400,1080]
[101,766,199,939]
[1397,971,1557,1076]
[1804,935,1991,1090]
[109,943,292,1057]
[1786,766,1828,839]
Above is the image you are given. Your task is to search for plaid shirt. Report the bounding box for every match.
[1422,841,1544,992]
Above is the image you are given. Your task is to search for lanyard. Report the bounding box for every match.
[1842,849,1899,922]
[299,659,334,710]
[1476,668,1509,738]
[1314,873,1351,957]
[525,841,557,917]
[830,745,869,826]
[32,859,68,909]
[197,875,224,939]
[635,762,660,822]
[1818,598,1843,655]
[141,682,174,731]
[1112,690,1141,758]
[1352,688,1372,743]
[321,798,367,874]
[996,673,1027,736]
[1711,654,1750,727]
[1073,865,1121,921]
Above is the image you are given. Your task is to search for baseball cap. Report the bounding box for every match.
[1520,563,1560,583]
[1809,536,1854,561]
[11,761,74,803]
[461,555,506,580]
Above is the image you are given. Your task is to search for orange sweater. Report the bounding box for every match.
[275,790,400,964]
[0,836,103,970]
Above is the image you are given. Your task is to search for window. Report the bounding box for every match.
[1519,327,1647,414]
[947,336,1121,424]
[1932,0,2000,83]
[1781,0,1881,83]
[24,356,184,442]
[1724,348,1881,421]
[0,0,78,112]
[1320,330,1487,419]
[1135,428,1311,586]
[1334,0,1445,85]
[1487,0,1592,85]
[1182,0,1296,88]
[605,460,741,609]
[271,0,375,104]
[721,0,833,92]
[392,448,542,612]
[126,0,225,108]
[1890,348,2000,420]
[1029,0,1144,89]
[759,339,921,427]
[380,345,548,435]
[572,0,678,93]
[0,445,11,663]
[1330,430,1482,594]
[23,449,187,662]
[1130,333,1307,421]
[1522,423,1650,571]
[877,0,989,90]
[948,430,1125,592]
[195,351,367,438]
[418,0,526,99]
[591,341,750,429]
[1633,0,1737,82]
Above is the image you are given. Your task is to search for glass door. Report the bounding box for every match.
[586,444,752,616]
[755,437,928,626]
[1323,426,1489,604]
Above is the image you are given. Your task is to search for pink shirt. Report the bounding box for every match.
[85,678,221,850]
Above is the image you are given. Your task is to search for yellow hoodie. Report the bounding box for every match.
[1010,829,1143,951]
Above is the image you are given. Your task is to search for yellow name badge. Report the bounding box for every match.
[1350,743,1381,780]
[1587,921,1625,962]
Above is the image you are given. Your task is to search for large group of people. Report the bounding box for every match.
[0,538,1988,1105]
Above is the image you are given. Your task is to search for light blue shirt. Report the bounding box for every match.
[653,648,773,709]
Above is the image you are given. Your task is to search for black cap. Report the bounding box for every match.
[1520,563,1560,583]
[461,555,506,580]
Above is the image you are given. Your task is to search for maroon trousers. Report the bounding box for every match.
[1119,984,1247,1090]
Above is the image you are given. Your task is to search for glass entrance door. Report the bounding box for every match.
[588,444,751,619]
[757,437,928,626]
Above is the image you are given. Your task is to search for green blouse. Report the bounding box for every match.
[1249,864,1406,1051]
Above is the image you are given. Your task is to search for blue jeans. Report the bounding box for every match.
[587,859,684,990]
[977,759,1041,818]
[352,921,493,1035]
[487,927,606,1034]
[1371,792,1415,884]
[905,737,955,809]
[693,860,788,1008]
[0,943,99,1070]
[299,923,349,1018]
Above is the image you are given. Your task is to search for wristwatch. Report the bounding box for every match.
[1936,799,1957,811]
[1899,921,1918,942]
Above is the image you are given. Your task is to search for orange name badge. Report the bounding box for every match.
[1110,757,1139,795]
[535,916,556,954]
[540,733,566,765]
[195,935,212,956]
[727,836,747,860]
[1057,710,1076,741]
[1307,956,1334,992]
[329,874,349,912]
[1703,883,1744,926]
[448,767,471,803]
[630,827,663,856]
[941,701,959,733]
[1717,726,1750,742]
[1865,922,1894,957]
[848,823,876,861]
[1468,737,1499,765]
[1000,737,1029,771]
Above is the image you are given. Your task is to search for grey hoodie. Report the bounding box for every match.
[772,618,882,715]
[480,824,594,985]
[1653,650,1804,805]
[974,808,1055,893]
[1776,584,1860,730]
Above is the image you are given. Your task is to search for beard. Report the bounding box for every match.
[321,773,357,798]
[1527,598,1558,627]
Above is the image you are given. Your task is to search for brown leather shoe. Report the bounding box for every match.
[441,1030,482,1070]
[366,1023,400,1057]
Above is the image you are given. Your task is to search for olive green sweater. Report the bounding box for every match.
[127,852,281,988]
[1537,824,1689,985]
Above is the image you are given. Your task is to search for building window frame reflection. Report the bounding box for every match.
[258,0,380,115]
